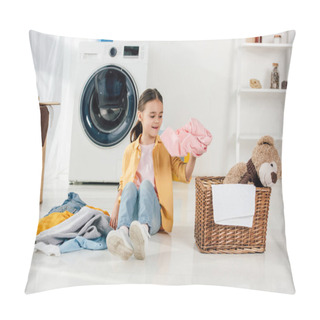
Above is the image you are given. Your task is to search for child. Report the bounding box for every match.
[106,88,197,260]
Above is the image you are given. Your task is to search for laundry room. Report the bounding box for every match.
[36,35,239,184]
[26,30,295,294]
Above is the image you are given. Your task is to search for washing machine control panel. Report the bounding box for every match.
[109,45,141,59]
[79,42,146,61]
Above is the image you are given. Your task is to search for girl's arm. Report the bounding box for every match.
[185,154,197,181]
[110,189,122,229]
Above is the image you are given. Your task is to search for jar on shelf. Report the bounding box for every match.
[270,63,279,89]
[274,34,282,44]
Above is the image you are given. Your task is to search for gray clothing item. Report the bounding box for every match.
[36,206,112,246]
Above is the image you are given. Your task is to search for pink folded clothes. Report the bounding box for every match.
[160,118,212,157]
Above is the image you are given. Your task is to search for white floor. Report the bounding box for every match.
[25,177,295,294]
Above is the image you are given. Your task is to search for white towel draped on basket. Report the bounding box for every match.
[211,184,256,227]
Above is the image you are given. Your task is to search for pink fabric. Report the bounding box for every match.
[160,118,212,157]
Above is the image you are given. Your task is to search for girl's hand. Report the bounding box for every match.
[110,208,119,229]
[185,154,197,182]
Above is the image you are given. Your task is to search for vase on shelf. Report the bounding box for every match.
[270,63,279,89]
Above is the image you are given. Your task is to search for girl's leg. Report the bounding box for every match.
[137,180,161,235]
[117,182,139,229]
[107,182,138,260]
[129,180,161,260]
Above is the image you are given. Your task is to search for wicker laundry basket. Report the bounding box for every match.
[195,176,271,254]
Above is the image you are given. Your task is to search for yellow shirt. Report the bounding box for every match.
[119,134,191,232]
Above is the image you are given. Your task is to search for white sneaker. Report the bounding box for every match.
[107,229,133,260]
[129,221,150,260]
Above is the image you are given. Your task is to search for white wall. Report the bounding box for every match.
[146,39,238,176]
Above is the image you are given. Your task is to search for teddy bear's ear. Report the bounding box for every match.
[257,135,274,146]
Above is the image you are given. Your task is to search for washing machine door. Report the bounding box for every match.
[81,65,137,147]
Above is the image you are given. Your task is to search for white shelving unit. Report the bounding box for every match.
[235,38,294,162]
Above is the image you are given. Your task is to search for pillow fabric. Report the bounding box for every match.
[25,30,295,294]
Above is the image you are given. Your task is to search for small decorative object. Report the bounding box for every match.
[270,63,279,89]
[250,79,262,89]
[274,34,282,44]
[281,80,287,89]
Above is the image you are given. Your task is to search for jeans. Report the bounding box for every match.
[117,181,161,236]
[46,192,86,217]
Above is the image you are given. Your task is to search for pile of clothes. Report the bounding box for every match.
[34,192,112,256]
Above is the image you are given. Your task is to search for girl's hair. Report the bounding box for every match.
[130,88,163,142]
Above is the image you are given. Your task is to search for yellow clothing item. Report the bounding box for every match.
[119,134,191,232]
[85,205,110,216]
[173,153,190,181]
[37,211,73,235]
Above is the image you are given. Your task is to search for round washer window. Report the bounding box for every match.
[80,65,137,147]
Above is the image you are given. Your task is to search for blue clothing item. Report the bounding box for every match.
[59,236,107,254]
[45,192,87,217]
[117,180,161,235]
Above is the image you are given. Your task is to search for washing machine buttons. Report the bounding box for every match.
[109,47,117,57]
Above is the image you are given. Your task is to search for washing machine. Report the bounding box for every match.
[69,40,148,183]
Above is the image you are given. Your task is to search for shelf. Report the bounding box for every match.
[238,88,287,94]
[238,135,282,142]
[241,43,293,48]
[235,35,293,163]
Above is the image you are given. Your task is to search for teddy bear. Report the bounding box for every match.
[223,136,281,187]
